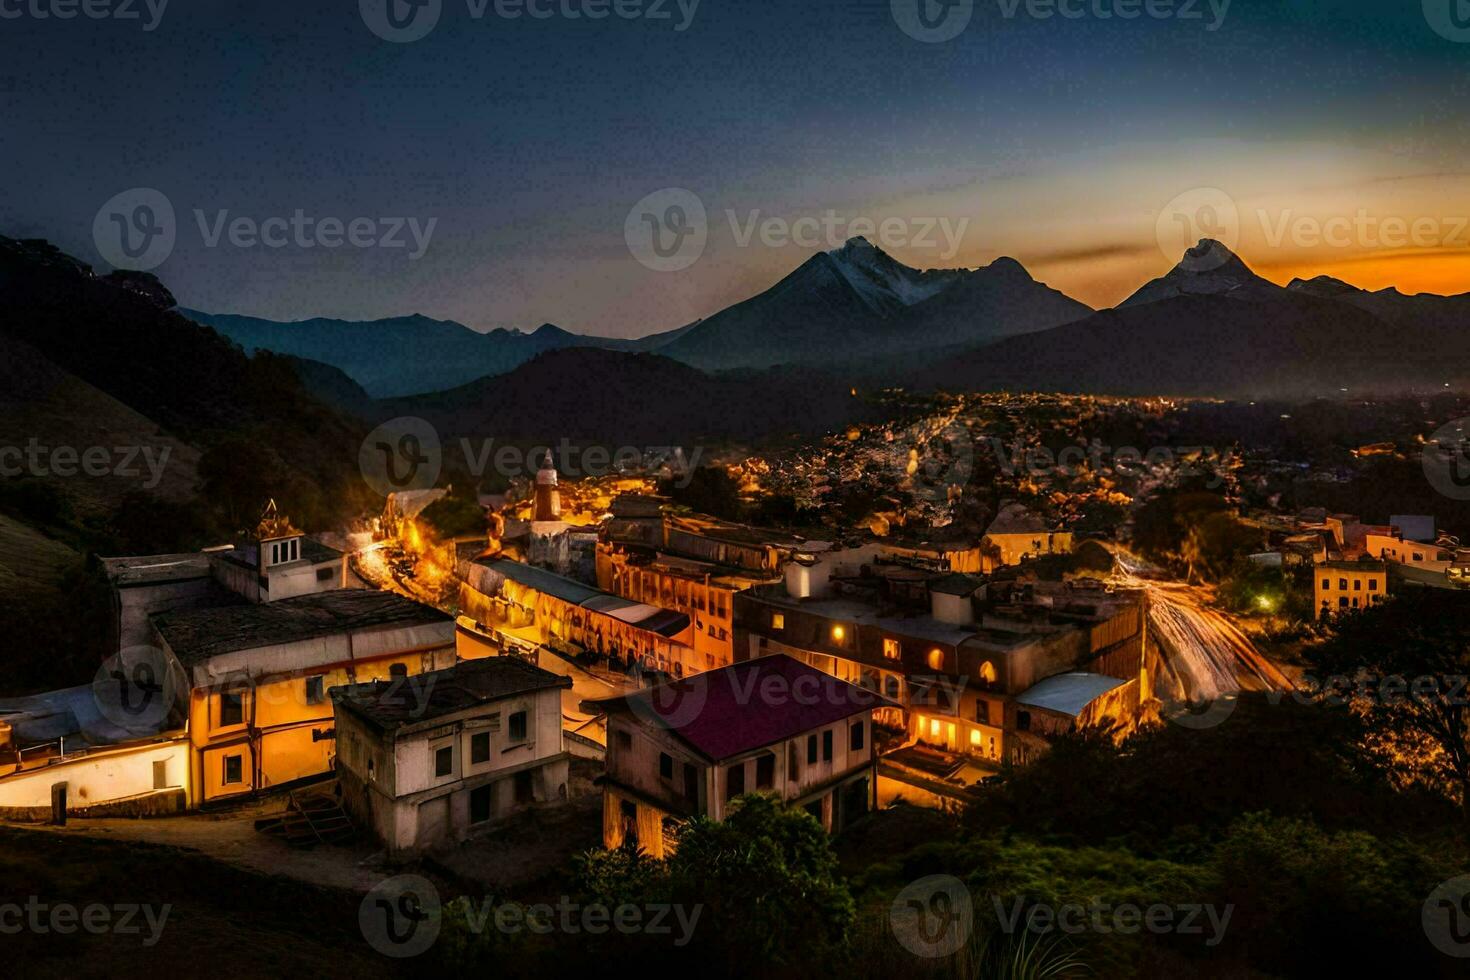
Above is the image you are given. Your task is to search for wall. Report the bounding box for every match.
[0,738,188,811]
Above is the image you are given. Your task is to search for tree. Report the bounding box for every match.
[1309,587,1470,821]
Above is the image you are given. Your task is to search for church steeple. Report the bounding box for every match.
[533,449,561,521]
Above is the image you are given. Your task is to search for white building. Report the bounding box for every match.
[332,656,573,856]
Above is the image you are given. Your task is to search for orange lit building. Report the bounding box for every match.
[1314,560,1387,618]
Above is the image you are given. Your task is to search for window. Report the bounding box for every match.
[883,638,900,660]
[223,754,243,785]
[927,648,945,671]
[850,720,865,751]
[434,745,453,778]
[884,675,900,699]
[470,783,492,824]
[979,661,997,684]
[659,752,674,780]
[1353,579,1362,591]
[305,675,325,705]
[822,729,833,762]
[1321,578,1329,589]
[756,754,775,789]
[514,769,534,803]
[726,763,745,800]
[472,732,490,764]
[616,729,632,751]
[1017,710,1031,732]
[772,613,784,630]
[683,763,698,802]
[831,625,846,643]
[807,733,817,764]
[153,760,168,789]
[1339,578,1348,590]
[788,743,799,780]
[220,691,244,727]
[969,729,981,747]
[508,711,527,743]
[1339,597,1349,608]
[1369,579,1379,591]
[316,566,334,582]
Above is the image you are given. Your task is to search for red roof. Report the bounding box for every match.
[591,655,891,761]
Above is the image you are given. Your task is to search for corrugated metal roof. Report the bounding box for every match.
[1014,672,1127,717]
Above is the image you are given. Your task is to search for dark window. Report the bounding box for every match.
[683,763,698,802]
[850,720,865,752]
[807,733,817,764]
[316,567,334,582]
[223,754,242,785]
[1339,578,1348,590]
[756,754,775,789]
[471,732,490,764]
[1321,578,1329,589]
[788,743,799,780]
[822,729,833,762]
[470,783,492,824]
[1369,579,1378,591]
[1353,579,1362,591]
[389,663,408,678]
[435,745,453,777]
[220,691,244,727]
[659,752,674,780]
[514,769,534,803]
[1017,710,1031,732]
[726,763,745,800]
[508,711,528,742]
[616,729,632,751]
[305,675,325,705]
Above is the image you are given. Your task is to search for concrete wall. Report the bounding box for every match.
[0,738,189,810]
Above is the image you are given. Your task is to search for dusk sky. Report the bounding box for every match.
[5,0,1470,337]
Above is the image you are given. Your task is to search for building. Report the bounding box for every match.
[533,450,561,522]
[1314,560,1388,617]
[150,589,455,803]
[982,502,1074,570]
[587,654,887,858]
[332,657,572,855]
[734,548,1144,774]
[461,557,703,678]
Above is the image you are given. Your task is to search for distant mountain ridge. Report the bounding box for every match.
[921,240,1470,398]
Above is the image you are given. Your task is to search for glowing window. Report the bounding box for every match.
[831,625,845,643]
[927,648,944,670]
[930,719,941,737]
[772,613,784,630]
[970,729,981,746]
[883,638,900,660]
[979,661,997,684]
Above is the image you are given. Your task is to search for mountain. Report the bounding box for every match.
[656,237,1093,372]
[1287,275,1470,348]
[381,347,875,447]
[920,242,1470,398]
[1120,238,1286,307]
[182,309,701,399]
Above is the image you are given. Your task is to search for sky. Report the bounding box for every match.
[4,0,1470,337]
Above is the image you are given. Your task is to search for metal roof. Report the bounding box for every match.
[1014,672,1127,717]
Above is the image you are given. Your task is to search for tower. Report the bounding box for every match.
[533,449,561,522]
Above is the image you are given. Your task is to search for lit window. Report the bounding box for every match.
[970,729,981,746]
[979,661,997,684]
[883,638,900,660]
[772,613,784,630]
[831,625,845,643]
[930,719,941,737]
[927,648,944,670]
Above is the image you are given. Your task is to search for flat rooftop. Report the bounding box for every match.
[151,588,450,665]
[332,656,570,733]
[100,552,214,587]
